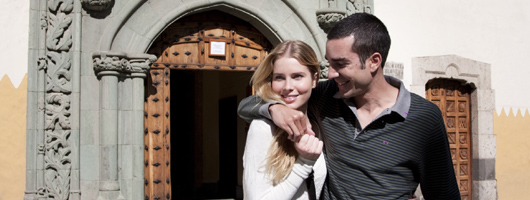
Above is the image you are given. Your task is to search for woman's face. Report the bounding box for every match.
[271,56,317,112]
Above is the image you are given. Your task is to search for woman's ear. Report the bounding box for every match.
[312,72,318,88]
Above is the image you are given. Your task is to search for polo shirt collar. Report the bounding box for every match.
[332,75,411,119]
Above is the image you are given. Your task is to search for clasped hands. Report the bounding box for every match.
[269,104,323,161]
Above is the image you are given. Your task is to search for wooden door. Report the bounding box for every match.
[426,79,473,200]
[144,10,271,200]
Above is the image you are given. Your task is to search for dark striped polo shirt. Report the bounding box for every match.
[312,77,460,200]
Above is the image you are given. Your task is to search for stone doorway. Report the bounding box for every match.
[144,10,271,199]
[411,55,496,199]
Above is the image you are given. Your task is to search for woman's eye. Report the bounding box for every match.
[273,76,285,80]
[293,74,304,79]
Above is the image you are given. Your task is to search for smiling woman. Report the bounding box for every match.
[271,57,317,113]
[243,40,325,200]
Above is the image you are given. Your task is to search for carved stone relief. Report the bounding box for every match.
[316,0,346,33]
[346,0,373,15]
[316,12,345,33]
[93,52,155,75]
[384,62,404,80]
[81,0,114,11]
[43,0,74,199]
[320,61,329,79]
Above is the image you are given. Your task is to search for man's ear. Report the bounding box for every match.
[368,53,382,72]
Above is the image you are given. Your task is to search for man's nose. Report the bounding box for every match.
[328,67,338,79]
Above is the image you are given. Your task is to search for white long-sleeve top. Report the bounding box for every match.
[243,119,326,200]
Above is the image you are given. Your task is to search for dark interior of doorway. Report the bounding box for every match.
[170,70,251,200]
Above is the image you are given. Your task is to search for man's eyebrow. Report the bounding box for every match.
[329,57,347,62]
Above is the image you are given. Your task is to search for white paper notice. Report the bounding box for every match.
[210,41,226,55]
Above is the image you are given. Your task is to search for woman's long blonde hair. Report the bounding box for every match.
[250,40,321,185]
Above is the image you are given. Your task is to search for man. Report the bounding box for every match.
[238,13,460,199]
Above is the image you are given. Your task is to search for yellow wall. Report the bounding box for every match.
[0,75,27,200]
[495,109,530,199]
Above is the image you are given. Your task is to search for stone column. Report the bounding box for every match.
[94,52,125,199]
[122,55,154,199]
[93,52,154,200]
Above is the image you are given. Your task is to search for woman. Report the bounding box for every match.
[243,40,326,200]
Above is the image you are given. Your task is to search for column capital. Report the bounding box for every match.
[93,52,156,77]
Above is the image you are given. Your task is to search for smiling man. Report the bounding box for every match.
[238,13,460,199]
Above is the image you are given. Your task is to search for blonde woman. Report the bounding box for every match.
[242,40,326,200]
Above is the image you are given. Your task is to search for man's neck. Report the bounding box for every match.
[352,75,399,128]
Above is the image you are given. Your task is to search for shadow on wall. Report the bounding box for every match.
[494,108,530,200]
[0,74,27,200]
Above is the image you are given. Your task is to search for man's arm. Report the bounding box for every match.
[419,110,461,199]
[237,95,310,139]
[237,80,332,139]
[237,95,269,123]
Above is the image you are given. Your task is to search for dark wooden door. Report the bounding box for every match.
[426,79,473,200]
[144,10,271,200]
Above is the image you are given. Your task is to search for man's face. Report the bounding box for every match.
[325,35,372,99]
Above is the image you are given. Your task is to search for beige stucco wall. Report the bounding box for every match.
[494,109,530,199]
[0,75,27,200]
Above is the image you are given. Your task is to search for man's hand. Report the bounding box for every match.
[269,104,313,141]
[294,134,323,161]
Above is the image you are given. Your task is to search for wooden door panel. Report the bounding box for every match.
[145,68,171,200]
[168,43,200,64]
[203,26,231,38]
[233,45,262,66]
[426,79,472,200]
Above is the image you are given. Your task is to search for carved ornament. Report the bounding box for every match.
[81,0,114,11]
[319,60,329,79]
[316,12,345,33]
[93,52,156,75]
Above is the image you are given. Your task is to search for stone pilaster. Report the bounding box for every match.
[26,0,80,200]
[93,52,155,200]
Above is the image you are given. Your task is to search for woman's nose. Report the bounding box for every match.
[284,78,294,90]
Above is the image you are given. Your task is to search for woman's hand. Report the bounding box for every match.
[294,134,323,161]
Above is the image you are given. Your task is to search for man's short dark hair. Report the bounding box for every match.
[327,13,391,68]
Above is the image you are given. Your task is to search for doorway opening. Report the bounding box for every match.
[170,70,253,199]
[144,10,272,200]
